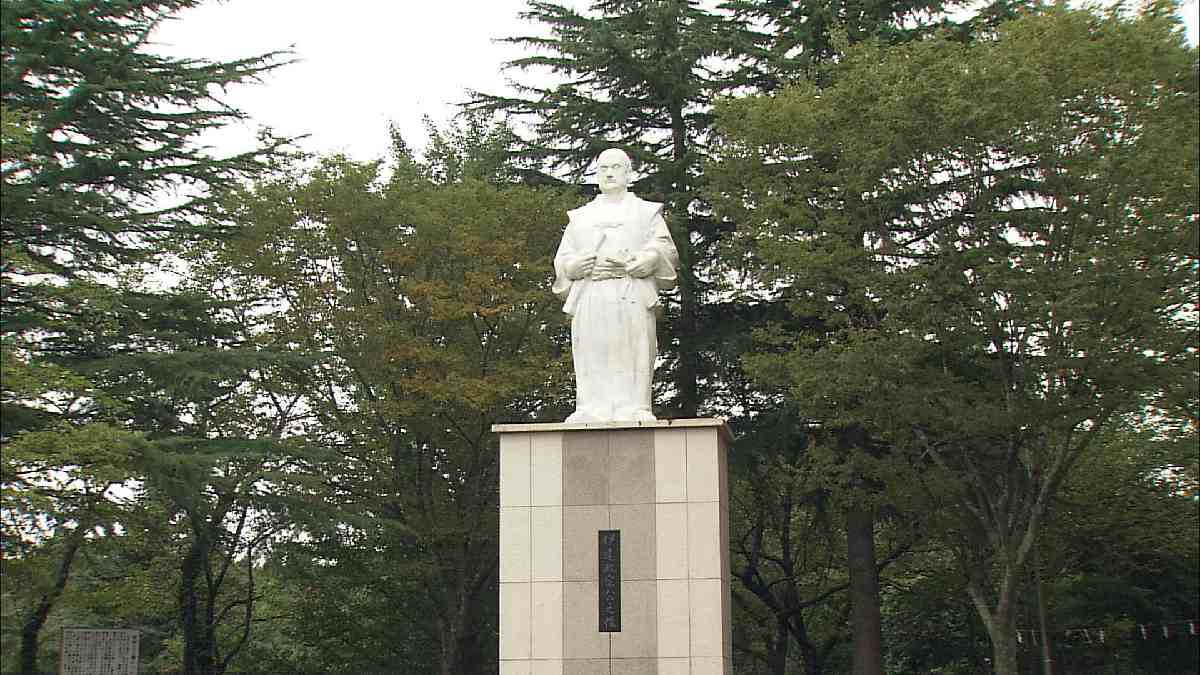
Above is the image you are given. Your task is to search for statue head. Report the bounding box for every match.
[596,148,633,196]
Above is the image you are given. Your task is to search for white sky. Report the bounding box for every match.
[151,1,583,162]
[152,0,1199,163]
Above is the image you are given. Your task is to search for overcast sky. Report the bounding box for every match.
[151,1,583,162]
[152,0,1200,163]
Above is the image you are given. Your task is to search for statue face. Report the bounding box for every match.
[596,149,632,195]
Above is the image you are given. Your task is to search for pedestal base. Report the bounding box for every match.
[494,419,733,675]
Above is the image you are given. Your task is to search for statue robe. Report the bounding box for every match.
[552,192,679,422]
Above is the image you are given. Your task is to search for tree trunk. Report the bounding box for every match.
[795,627,824,675]
[1035,546,1055,675]
[438,608,482,675]
[19,526,87,675]
[179,538,211,675]
[674,252,701,417]
[846,504,882,675]
[766,616,789,675]
[668,106,700,418]
[968,572,1021,675]
[438,599,471,675]
[437,615,461,675]
[437,565,492,675]
[988,609,1020,675]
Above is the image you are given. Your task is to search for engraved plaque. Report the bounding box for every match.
[59,628,139,675]
[598,529,621,632]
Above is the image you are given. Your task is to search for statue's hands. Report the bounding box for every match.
[592,255,628,279]
[625,250,659,278]
[564,254,597,280]
[569,250,657,280]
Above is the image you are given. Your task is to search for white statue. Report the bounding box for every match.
[552,148,680,422]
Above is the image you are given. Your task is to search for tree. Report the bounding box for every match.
[723,0,987,90]
[0,359,142,673]
[1,0,289,286]
[2,2,292,668]
[55,499,185,672]
[710,5,1198,672]
[473,0,761,418]
[12,262,323,675]
[224,517,442,675]
[729,416,853,675]
[115,292,317,675]
[1037,421,1199,673]
[214,132,578,674]
[475,5,1017,671]
[878,549,992,674]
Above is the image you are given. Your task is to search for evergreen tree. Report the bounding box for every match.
[97,288,319,675]
[473,0,761,418]
[0,358,142,673]
[724,0,972,88]
[476,4,992,672]
[1,0,289,287]
[1,2,291,671]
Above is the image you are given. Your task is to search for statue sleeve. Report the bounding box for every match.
[646,209,679,291]
[552,214,581,300]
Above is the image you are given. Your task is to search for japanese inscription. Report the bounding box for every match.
[598,529,621,632]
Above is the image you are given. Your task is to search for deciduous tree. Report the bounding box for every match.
[710,5,1198,672]
[215,133,577,674]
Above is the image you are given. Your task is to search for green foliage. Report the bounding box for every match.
[4,4,1197,673]
[724,0,988,88]
[880,561,991,674]
[0,102,32,160]
[711,4,1197,672]
[475,0,769,417]
[420,113,522,185]
[478,4,1021,673]
[0,338,145,672]
[0,0,291,280]
[729,434,854,674]
[2,3,302,672]
[1041,422,1199,673]
[479,0,751,174]
[226,527,440,675]
[209,136,576,674]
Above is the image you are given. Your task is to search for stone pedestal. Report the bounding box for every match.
[493,419,733,675]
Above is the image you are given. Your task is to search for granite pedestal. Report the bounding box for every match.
[493,419,733,675]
